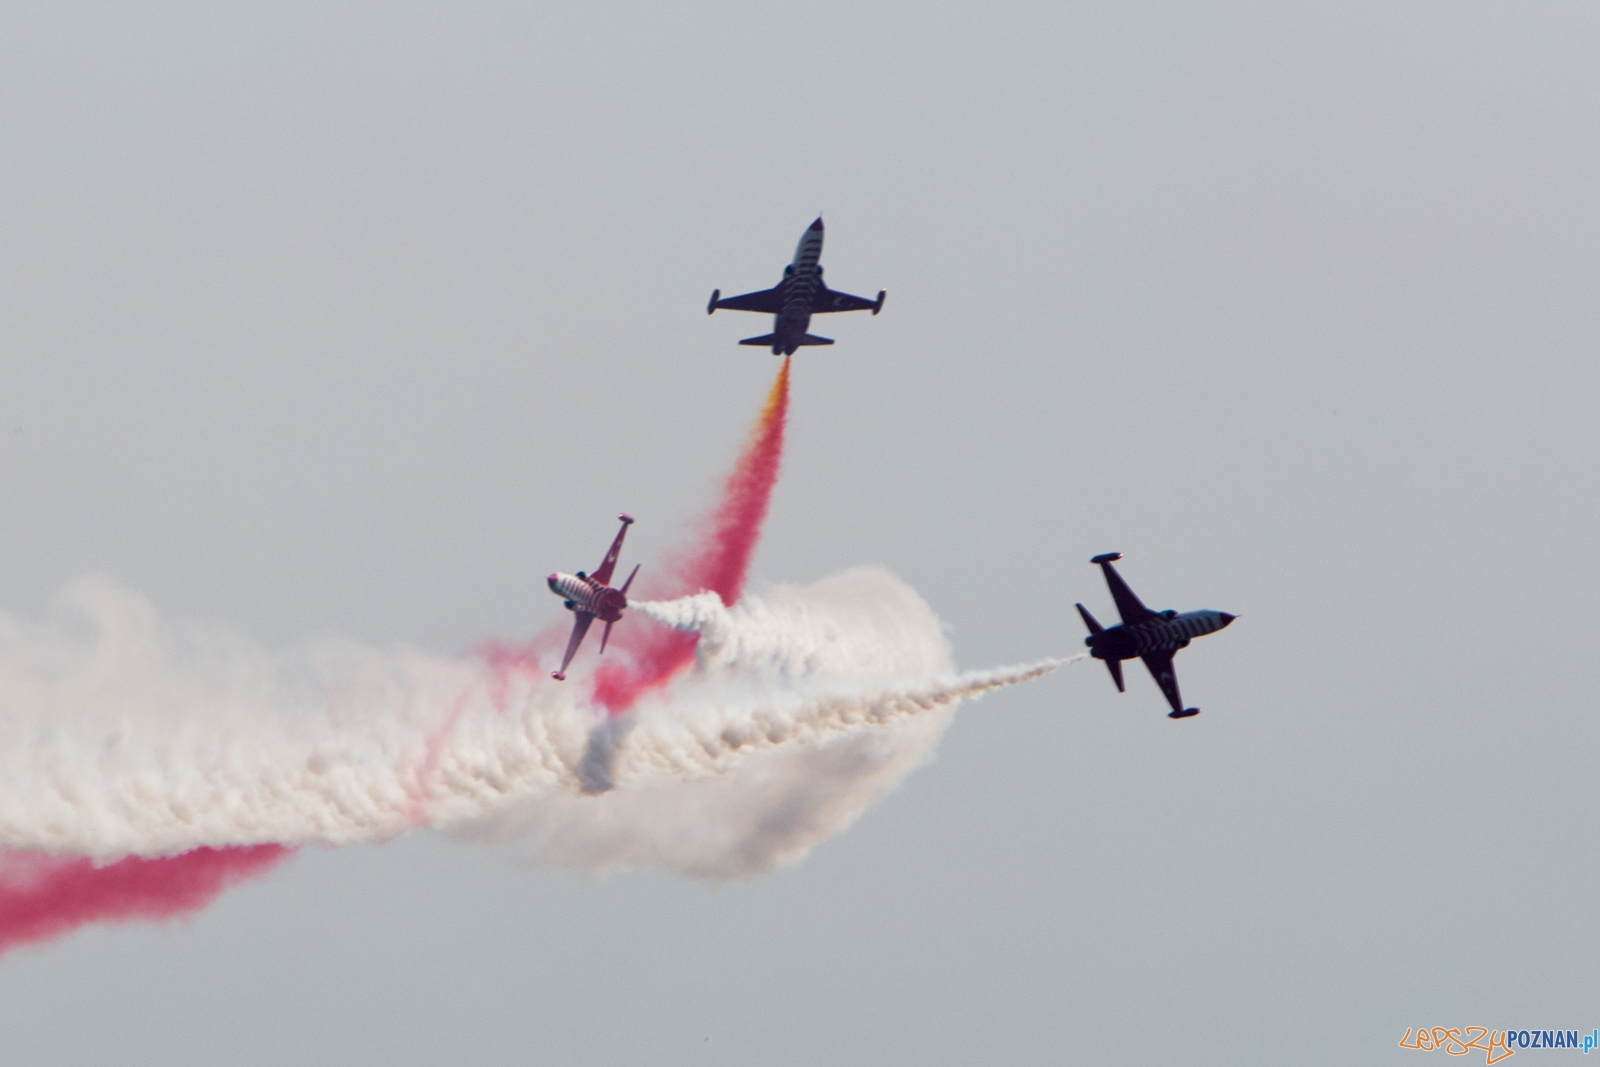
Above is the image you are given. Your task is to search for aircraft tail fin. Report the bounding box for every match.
[738,334,777,346]
[796,334,834,346]
[1075,602,1104,635]
[1105,658,1125,693]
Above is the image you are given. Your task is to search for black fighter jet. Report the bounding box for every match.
[707,217,885,355]
[1075,553,1236,719]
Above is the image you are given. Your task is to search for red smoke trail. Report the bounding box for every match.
[590,357,792,713]
[0,845,293,959]
[0,358,791,961]
[476,359,792,711]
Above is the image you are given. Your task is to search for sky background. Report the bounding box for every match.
[1,2,1597,1063]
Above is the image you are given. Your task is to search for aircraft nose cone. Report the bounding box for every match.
[546,573,560,588]
[1219,612,1237,626]
[810,216,824,231]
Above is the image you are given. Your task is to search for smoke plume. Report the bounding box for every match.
[0,846,290,957]
[0,568,1059,861]
[0,360,1066,952]
[588,354,792,713]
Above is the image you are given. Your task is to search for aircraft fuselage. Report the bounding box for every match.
[547,572,628,622]
[769,221,826,354]
[1085,609,1235,662]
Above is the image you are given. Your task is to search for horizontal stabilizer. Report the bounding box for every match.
[1105,658,1125,692]
[796,334,834,346]
[1075,602,1104,635]
[738,334,777,346]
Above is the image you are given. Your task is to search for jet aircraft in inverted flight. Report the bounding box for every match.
[707,217,885,355]
[1075,553,1236,719]
[547,514,639,681]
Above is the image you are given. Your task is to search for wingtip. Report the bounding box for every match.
[1090,552,1124,565]
[552,671,565,681]
[618,513,634,525]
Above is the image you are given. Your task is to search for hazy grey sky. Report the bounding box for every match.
[2,3,1597,1064]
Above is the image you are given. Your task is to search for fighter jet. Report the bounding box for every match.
[706,217,885,355]
[1075,553,1236,719]
[547,514,639,681]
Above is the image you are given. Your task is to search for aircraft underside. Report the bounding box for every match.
[1076,554,1236,720]
[708,218,884,354]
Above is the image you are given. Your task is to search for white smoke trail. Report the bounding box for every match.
[0,568,1067,878]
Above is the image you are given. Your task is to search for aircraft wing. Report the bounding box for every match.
[592,517,632,586]
[1140,651,1184,714]
[812,286,884,314]
[712,287,783,314]
[556,612,596,678]
[1100,560,1157,625]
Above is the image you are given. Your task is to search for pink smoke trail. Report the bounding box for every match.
[590,356,792,712]
[0,358,793,958]
[476,358,793,712]
[0,845,293,960]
